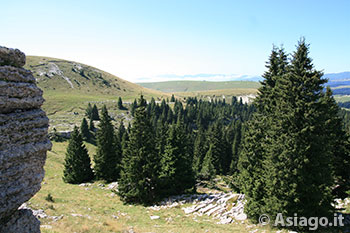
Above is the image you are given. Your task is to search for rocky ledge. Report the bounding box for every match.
[0,46,51,233]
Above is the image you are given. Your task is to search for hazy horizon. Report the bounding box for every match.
[2,0,350,82]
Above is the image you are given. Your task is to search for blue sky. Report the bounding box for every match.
[1,0,349,82]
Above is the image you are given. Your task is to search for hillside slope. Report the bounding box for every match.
[137,80,261,93]
[25,56,168,113]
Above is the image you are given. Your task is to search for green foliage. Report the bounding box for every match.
[237,39,348,230]
[229,121,242,175]
[94,105,121,182]
[170,94,175,102]
[91,104,100,120]
[85,103,93,119]
[159,118,195,197]
[45,193,54,202]
[80,117,90,141]
[89,117,95,132]
[117,97,125,110]
[63,127,94,184]
[118,95,161,204]
[206,122,224,174]
[192,128,208,176]
[199,144,216,180]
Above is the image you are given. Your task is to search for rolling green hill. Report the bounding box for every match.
[137,80,261,93]
[24,56,169,132]
[25,56,168,113]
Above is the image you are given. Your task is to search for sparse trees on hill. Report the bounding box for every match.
[94,105,121,182]
[65,89,255,204]
[63,127,94,184]
[85,103,100,120]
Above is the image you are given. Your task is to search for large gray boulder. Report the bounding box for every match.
[0,46,51,233]
[0,46,26,68]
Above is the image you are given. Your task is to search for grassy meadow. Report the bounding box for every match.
[29,141,282,233]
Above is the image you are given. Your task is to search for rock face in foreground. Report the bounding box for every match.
[0,46,51,232]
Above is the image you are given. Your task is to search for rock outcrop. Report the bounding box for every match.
[0,46,51,232]
[149,192,247,225]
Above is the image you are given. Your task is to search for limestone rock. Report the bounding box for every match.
[0,46,26,68]
[0,46,51,233]
[0,209,40,233]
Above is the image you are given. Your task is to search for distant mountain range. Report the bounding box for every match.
[324,72,350,95]
[138,72,350,95]
[136,74,263,82]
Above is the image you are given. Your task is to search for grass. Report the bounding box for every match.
[334,95,350,102]
[175,88,258,100]
[25,56,170,114]
[29,141,282,233]
[138,80,261,93]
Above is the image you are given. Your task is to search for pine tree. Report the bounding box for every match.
[94,105,120,182]
[238,39,344,227]
[85,103,93,119]
[159,117,195,197]
[117,121,126,142]
[199,144,216,180]
[89,118,95,132]
[63,127,94,184]
[117,97,124,110]
[206,121,224,174]
[322,87,350,198]
[91,104,100,120]
[130,99,137,116]
[229,121,242,174]
[192,128,207,176]
[170,94,175,102]
[237,44,289,220]
[155,119,168,158]
[80,117,90,141]
[118,95,160,204]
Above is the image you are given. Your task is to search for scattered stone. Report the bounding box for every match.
[41,225,53,229]
[150,215,160,220]
[217,217,233,224]
[148,192,246,225]
[235,213,247,221]
[107,182,119,190]
[71,213,83,217]
[51,215,63,222]
[79,183,92,187]
[32,209,48,219]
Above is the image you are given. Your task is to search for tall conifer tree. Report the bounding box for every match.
[238,39,348,228]
[80,117,90,141]
[159,117,195,196]
[118,95,160,204]
[63,127,94,184]
[94,105,120,182]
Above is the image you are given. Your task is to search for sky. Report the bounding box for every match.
[1,0,349,82]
